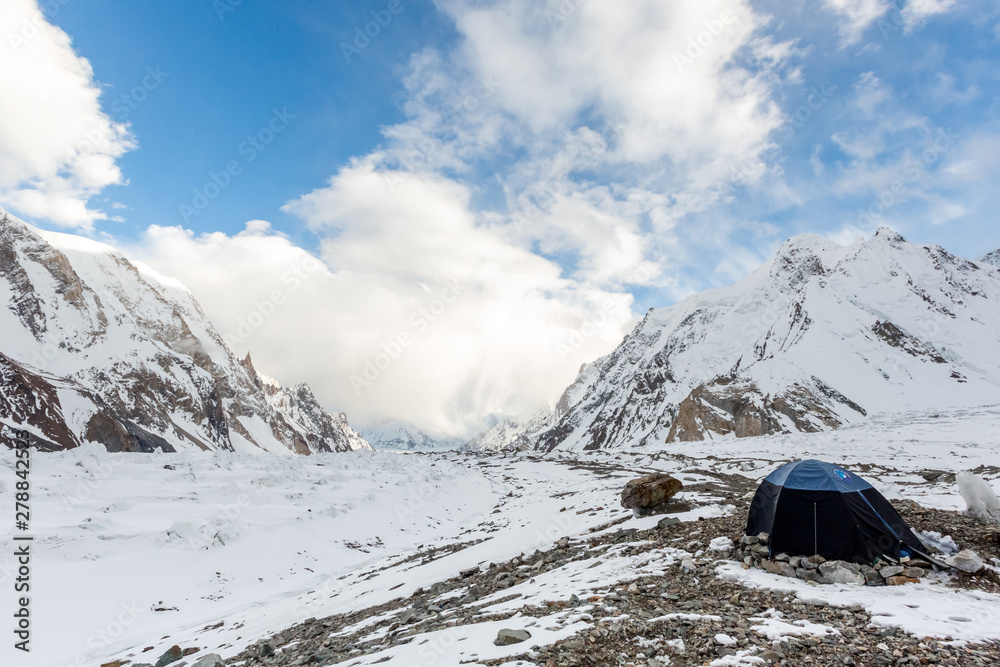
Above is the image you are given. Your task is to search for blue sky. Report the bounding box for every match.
[2,0,999,432]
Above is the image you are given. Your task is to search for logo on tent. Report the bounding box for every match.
[834,469,851,481]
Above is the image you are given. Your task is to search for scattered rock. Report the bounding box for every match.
[886,576,920,586]
[494,628,532,646]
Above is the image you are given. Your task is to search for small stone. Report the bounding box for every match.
[657,516,681,528]
[681,558,697,573]
[762,559,797,578]
[879,565,905,579]
[757,532,770,544]
[257,643,275,658]
[901,567,926,579]
[759,649,781,663]
[155,646,184,667]
[741,535,759,545]
[886,576,919,586]
[494,629,532,646]
[788,556,801,568]
[773,552,790,562]
[796,567,825,583]
[460,566,479,578]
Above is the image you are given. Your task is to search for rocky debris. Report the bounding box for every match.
[948,549,985,573]
[494,628,531,646]
[208,460,1000,667]
[731,531,941,587]
[620,473,684,516]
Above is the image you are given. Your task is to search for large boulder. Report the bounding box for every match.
[620,473,684,516]
[948,549,984,573]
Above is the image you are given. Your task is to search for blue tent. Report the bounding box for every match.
[746,460,927,564]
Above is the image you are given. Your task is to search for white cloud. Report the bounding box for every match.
[129,160,638,436]
[133,0,799,434]
[901,0,956,31]
[822,0,890,43]
[0,0,134,229]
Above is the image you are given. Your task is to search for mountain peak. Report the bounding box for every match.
[980,248,1000,269]
[872,226,907,244]
[481,229,1000,452]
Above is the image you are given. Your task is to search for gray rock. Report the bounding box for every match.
[657,516,681,528]
[741,535,759,545]
[757,532,770,544]
[155,646,184,667]
[796,567,826,583]
[494,628,532,646]
[773,552,790,562]
[762,559,797,578]
[818,561,864,585]
[257,643,274,658]
[788,556,801,568]
[191,656,224,667]
[901,567,927,579]
[949,549,984,573]
[879,565,905,579]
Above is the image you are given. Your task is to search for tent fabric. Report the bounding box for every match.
[747,459,926,564]
[763,459,873,493]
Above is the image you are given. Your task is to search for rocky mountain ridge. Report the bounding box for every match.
[474,229,1000,451]
[0,206,369,453]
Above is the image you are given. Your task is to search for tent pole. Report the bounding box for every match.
[813,501,817,555]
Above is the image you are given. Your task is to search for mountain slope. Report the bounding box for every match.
[0,206,369,453]
[481,229,1000,451]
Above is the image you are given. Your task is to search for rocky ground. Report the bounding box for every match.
[122,460,1000,667]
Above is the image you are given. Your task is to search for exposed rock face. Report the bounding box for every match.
[0,207,369,454]
[665,376,865,442]
[474,229,1000,451]
[620,473,684,516]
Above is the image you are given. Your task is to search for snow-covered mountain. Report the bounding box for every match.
[476,229,1000,451]
[0,206,369,454]
[357,419,464,450]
